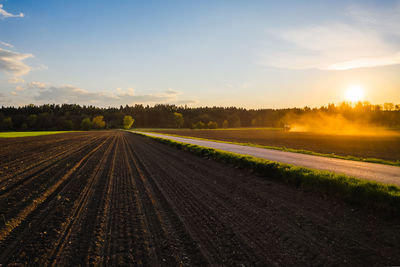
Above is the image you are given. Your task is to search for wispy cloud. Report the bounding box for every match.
[0,41,13,48]
[0,4,24,19]
[263,3,400,70]
[324,52,400,70]
[0,48,33,77]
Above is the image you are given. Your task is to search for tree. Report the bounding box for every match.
[384,103,394,111]
[228,114,241,127]
[63,120,74,130]
[2,117,13,131]
[123,115,134,129]
[222,120,229,128]
[173,112,184,128]
[92,115,106,129]
[81,118,92,130]
[207,121,218,129]
[27,114,38,128]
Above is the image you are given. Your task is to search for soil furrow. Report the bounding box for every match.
[0,133,112,264]
[0,131,399,266]
[46,135,117,266]
[0,134,108,230]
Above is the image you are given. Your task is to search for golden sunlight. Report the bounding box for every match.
[345,86,364,102]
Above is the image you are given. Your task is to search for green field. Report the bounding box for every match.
[0,131,78,138]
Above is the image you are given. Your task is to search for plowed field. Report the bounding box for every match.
[147,129,400,161]
[0,131,399,266]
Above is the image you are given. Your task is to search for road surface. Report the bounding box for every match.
[139,132,400,186]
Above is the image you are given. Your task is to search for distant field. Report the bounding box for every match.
[145,128,400,162]
[0,131,77,138]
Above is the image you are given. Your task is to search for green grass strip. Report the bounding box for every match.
[137,131,400,167]
[0,131,80,138]
[134,131,400,213]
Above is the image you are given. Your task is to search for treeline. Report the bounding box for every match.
[0,102,399,131]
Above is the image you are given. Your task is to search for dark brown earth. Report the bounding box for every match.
[149,128,400,161]
[0,131,399,266]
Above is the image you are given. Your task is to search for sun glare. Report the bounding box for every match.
[345,86,364,102]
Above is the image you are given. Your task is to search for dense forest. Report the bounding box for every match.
[0,102,399,131]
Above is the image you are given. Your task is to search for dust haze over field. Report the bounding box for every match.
[284,112,399,136]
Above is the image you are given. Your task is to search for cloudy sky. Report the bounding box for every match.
[1,0,399,108]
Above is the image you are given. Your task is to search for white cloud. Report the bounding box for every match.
[8,76,25,84]
[165,88,181,95]
[0,48,33,77]
[0,41,13,48]
[27,81,47,89]
[32,84,193,107]
[15,85,24,91]
[33,64,48,71]
[115,87,135,97]
[0,4,24,19]
[263,4,400,70]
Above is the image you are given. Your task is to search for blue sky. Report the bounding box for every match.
[1,0,399,108]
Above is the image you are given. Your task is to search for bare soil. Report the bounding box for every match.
[149,128,400,161]
[0,131,399,266]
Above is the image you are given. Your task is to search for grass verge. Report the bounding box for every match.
[137,131,400,167]
[0,131,80,138]
[134,131,400,213]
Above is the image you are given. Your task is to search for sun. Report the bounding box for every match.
[345,86,364,102]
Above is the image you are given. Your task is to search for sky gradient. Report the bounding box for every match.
[1,0,399,108]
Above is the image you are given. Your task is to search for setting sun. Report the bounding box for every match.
[345,86,365,102]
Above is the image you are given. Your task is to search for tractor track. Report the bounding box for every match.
[0,131,399,266]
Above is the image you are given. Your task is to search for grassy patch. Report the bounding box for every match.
[134,131,400,213]
[0,131,79,138]
[138,131,400,167]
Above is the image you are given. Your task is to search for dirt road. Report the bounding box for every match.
[0,131,399,266]
[139,132,400,186]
